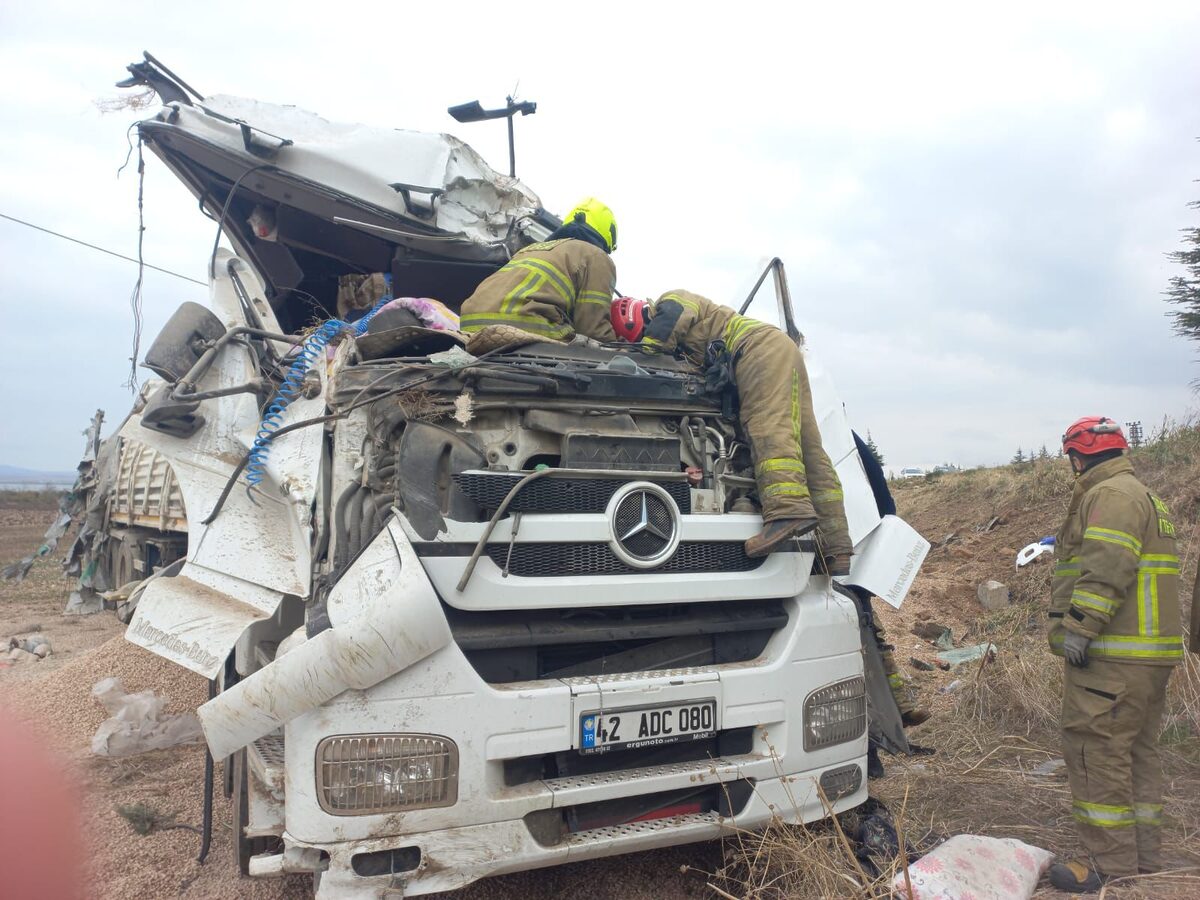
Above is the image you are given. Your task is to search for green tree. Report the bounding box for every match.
[1165,185,1200,372]
[864,430,885,466]
[1011,447,1026,466]
[1038,444,1050,460]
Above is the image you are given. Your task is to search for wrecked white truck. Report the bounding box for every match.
[108,56,929,897]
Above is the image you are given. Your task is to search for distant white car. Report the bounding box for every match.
[898,467,926,479]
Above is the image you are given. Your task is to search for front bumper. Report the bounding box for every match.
[267,578,866,897]
[295,757,865,897]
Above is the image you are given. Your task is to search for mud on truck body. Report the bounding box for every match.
[112,57,929,898]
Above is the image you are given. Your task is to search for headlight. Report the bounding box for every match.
[316,734,458,815]
[803,677,866,751]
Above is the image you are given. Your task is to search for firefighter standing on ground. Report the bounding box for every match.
[1046,416,1185,893]
[459,198,618,343]
[611,291,853,565]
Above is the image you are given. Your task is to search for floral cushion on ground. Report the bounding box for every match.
[890,834,1054,900]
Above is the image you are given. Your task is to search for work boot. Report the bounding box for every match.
[1048,859,1108,893]
[744,518,818,558]
[824,553,852,576]
[901,709,931,728]
[866,744,885,779]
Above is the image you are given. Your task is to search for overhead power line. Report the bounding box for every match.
[0,211,206,286]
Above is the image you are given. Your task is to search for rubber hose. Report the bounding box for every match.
[332,482,360,573]
[357,493,379,560]
[347,486,367,565]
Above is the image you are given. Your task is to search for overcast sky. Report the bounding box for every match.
[1,1,1198,473]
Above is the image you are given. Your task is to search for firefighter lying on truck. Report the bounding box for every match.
[609,292,853,568]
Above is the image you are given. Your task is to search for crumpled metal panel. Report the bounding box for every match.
[155,95,544,249]
[126,563,286,679]
[198,521,451,759]
[117,252,320,601]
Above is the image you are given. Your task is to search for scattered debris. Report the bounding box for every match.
[937,642,997,668]
[1,511,73,583]
[939,679,963,694]
[117,801,169,835]
[64,590,104,616]
[911,622,951,641]
[453,391,475,426]
[850,798,935,878]
[890,834,1053,899]
[933,631,956,652]
[980,515,1003,532]
[90,677,204,757]
[9,637,52,659]
[429,346,476,368]
[115,801,200,837]
[909,657,936,671]
[3,411,109,595]
[6,638,52,667]
[933,532,958,549]
[103,579,148,625]
[1032,757,1067,777]
[976,579,1010,611]
[1016,541,1055,568]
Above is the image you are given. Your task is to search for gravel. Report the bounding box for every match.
[1,637,309,899]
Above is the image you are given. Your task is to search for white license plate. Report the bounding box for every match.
[579,699,717,754]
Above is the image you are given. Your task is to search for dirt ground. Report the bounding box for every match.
[1,448,1198,899]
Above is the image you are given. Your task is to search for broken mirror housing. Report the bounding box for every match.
[143,300,227,383]
[139,383,205,438]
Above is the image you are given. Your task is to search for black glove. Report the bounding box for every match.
[703,340,735,393]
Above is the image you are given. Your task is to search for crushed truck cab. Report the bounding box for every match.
[111,56,928,898]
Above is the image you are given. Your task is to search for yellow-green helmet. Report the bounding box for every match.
[563,197,617,252]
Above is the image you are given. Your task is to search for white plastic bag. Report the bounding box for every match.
[90,677,204,757]
[891,834,1054,900]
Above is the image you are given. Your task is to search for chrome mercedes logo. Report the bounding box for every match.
[606,482,681,569]
[618,492,674,543]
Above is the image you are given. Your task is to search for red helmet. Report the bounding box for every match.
[610,297,649,342]
[1062,416,1129,456]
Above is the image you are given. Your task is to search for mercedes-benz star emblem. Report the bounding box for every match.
[619,492,674,544]
[606,482,681,570]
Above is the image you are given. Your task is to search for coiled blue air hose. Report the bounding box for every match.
[245,293,391,489]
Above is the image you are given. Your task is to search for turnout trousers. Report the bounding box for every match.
[732,327,852,556]
[1061,658,1171,875]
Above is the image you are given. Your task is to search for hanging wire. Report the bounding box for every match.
[123,137,147,392]
[0,213,204,285]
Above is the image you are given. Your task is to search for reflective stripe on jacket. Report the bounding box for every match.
[641,289,768,361]
[1048,456,1183,665]
[459,239,616,341]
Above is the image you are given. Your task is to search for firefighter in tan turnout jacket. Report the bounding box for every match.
[1046,416,1185,893]
[610,290,853,566]
[459,198,618,343]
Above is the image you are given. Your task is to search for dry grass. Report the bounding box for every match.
[0,488,66,509]
[708,638,1200,898]
[713,426,1200,899]
[700,790,909,898]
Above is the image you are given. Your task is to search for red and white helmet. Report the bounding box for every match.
[610,297,649,342]
[1062,416,1129,456]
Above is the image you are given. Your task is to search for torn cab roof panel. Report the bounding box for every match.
[130,74,557,318]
